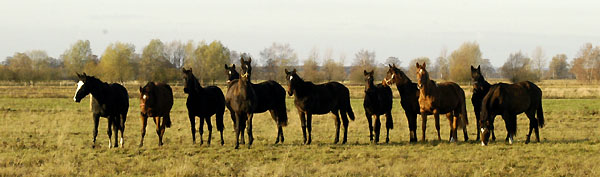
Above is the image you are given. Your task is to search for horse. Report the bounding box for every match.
[225,66,257,149]
[285,68,355,144]
[182,68,225,146]
[139,82,173,147]
[415,62,469,142]
[480,81,545,146]
[470,65,496,141]
[73,73,128,148]
[238,57,288,144]
[382,64,420,142]
[363,70,393,143]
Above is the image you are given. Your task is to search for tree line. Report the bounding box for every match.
[0,40,594,84]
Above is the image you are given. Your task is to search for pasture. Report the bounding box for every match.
[0,82,599,176]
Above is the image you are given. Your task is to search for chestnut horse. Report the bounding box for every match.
[139,82,173,147]
[182,68,225,146]
[382,64,420,142]
[225,66,257,149]
[73,73,128,148]
[285,68,355,144]
[363,70,393,143]
[480,81,545,146]
[470,65,496,141]
[415,62,468,142]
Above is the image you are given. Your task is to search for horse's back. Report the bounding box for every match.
[109,83,129,113]
[154,83,174,113]
[252,80,286,113]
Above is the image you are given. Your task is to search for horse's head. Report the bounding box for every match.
[285,68,301,96]
[73,72,93,102]
[471,65,485,89]
[182,68,197,94]
[364,70,374,90]
[479,90,495,146]
[415,62,429,89]
[240,57,252,80]
[224,64,240,84]
[383,64,408,86]
[139,82,156,116]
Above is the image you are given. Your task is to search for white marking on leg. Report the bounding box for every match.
[119,138,124,147]
[73,81,84,101]
[481,141,486,146]
[509,136,514,144]
[108,139,112,148]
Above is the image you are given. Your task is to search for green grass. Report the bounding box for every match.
[1,95,599,176]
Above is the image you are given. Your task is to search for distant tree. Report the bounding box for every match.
[198,41,231,84]
[26,50,61,80]
[501,51,537,83]
[349,49,376,82]
[531,46,546,80]
[301,48,323,82]
[432,48,449,80]
[165,41,186,68]
[259,42,298,81]
[548,54,569,79]
[5,53,33,81]
[385,56,401,66]
[479,59,496,78]
[99,42,135,82]
[448,41,483,82]
[61,40,94,78]
[322,50,346,82]
[407,57,431,80]
[570,43,600,82]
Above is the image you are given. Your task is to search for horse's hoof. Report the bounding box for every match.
[386,138,390,143]
[234,146,239,149]
[449,137,456,143]
[508,137,514,144]
[481,142,486,146]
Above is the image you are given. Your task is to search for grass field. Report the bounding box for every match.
[1,82,600,176]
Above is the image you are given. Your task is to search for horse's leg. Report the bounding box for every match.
[385,111,393,143]
[491,117,497,141]
[435,113,441,141]
[112,116,119,148]
[119,113,126,148]
[407,112,417,142]
[452,114,460,143]
[188,113,196,144]
[341,110,349,144]
[299,112,308,144]
[247,113,254,148]
[92,114,100,148]
[474,105,481,141]
[374,115,381,143]
[421,113,427,142]
[269,110,281,144]
[234,113,243,149]
[366,112,374,143]
[333,111,341,144]
[198,115,205,145]
[205,117,213,146]
[502,113,515,144]
[139,115,148,147]
[216,112,225,146]
[154,117,162,146]
[525,111,537,144]
[306,113,313,145]
[107,117,113,148]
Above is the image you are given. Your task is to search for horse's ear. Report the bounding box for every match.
[477,65,481,70]
[285,69,290,74]
[392,63,397,68]
[247,57,252,63]
[139,86,143,93]
[370,70,374,75]
[388,64,392,68]
[415,62,421,69]
[224,64,228,69]
[422,62,426,69]
[82,72,87,76]
[471,66,475,71]
[364,70,368,75]
[292,68,297,73]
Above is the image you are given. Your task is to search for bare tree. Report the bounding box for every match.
[407,57,431,80]
[531,46,547,80]
[548,54,569,79]
[259,42,298,81]
[501,51,537,83]
[349,49,376,82]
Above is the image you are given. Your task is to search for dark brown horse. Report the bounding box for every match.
[238,57,288,144]
[285,69,355,144]
[480,81,545,146]
[73,73,128,148]
[416,62,468,142]
[470,65,496,141]
[139,82,173,147]
[225,66,257,149]
[182,68,225,146]
[363,70,393,143]
[382,64,419,142]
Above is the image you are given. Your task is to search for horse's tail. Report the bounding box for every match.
[216,113,224,131]
[346,97,355,121]
[165,115,172,128]
[276,105,288,127]
[537,100,545,128]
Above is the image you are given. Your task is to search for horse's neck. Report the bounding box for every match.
[294,81,313,98]
[474,78,491,93]
[89,82,110,104]
[420,80,438,98]
[366,80,375,90]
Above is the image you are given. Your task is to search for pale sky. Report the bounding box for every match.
[1,0,599,67]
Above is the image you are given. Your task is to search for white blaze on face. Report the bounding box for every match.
[289,75,293,81]
[73,81,84,101]
[143,95,147,100]
[481,128,485,133]
[228,71,232,75]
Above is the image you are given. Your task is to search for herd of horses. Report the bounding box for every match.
[73,58,545,149]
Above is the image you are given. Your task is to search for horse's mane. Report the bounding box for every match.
[392,67,412,84]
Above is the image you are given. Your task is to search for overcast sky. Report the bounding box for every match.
[1,0,599,67]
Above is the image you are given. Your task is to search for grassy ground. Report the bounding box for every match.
[1,93,599,176]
